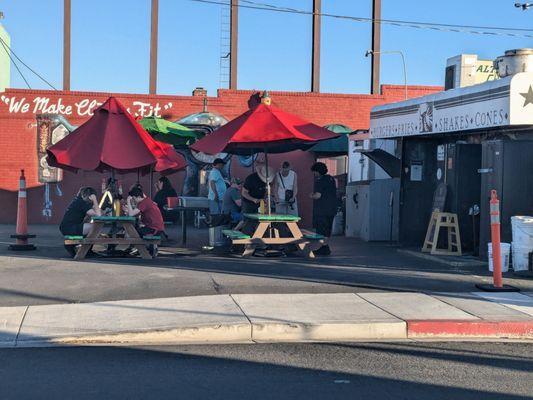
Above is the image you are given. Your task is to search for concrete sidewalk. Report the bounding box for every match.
[1,292,532,347]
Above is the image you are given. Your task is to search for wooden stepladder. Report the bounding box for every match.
[422,183,462,256]
[422,211,462,256]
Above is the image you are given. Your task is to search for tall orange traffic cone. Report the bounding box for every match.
[9,169,36,251]
[476,190,517,292]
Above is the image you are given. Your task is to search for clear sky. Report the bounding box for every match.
[1,0,532,96]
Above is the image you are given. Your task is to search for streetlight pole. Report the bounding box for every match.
[365,50,407,100]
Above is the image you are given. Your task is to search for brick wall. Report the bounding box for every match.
[0,85,442,226]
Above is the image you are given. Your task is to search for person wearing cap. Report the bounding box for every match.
[222,177,243,227]
[309,162,338,256]
[241,159,274,215]
[240,157,275,234]
[208,158,227,215]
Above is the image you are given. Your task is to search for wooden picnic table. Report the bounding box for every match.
[66,216,158,260]
[224,213,324,258]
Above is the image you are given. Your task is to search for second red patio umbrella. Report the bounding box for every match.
[190,94,338,156]
[191,92,339,214]
[47,97,187,175]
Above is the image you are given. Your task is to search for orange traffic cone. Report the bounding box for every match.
[9,169,36,251]
[476,190,517,292]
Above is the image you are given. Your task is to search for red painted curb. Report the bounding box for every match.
[407,320,533,338]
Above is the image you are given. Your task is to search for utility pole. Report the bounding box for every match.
[149,0,159,94]
[229,0,238,90]
[370,0,381,95]
[63,0,71,91]
[311,0,321,92]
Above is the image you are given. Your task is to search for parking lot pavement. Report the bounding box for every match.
[0,224,531,307]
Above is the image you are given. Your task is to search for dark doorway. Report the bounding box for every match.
[446,143,482,254]
[399,139,439,246]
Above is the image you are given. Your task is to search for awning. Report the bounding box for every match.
[360,149,401,178]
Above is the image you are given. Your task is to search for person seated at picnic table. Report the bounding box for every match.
[153,176,178,222]
[124,186,165,237]
[98,178,125,254]
[99,177,122,216]
[60,187,102,257]
[240,160,274,235]
[222,177,243,229]
[60,187,102,237]
[273,161,298,216]
[309,162,338,256]
[123,186,165,256]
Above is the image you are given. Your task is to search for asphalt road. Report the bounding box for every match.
[0,342,531,399]
[1,224,532,307]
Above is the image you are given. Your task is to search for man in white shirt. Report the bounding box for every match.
[274,161,298,216]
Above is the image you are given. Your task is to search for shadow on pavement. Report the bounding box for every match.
[0,344,530,400]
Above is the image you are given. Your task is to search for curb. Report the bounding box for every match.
[407,320,533,339]
[250,321,407,343]
[11,324,253,348]
[4,320,533,348]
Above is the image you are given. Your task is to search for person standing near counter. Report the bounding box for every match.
[208,158,227,216]
[309,162,337,256]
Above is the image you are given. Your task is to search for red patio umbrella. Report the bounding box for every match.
[190,96,338,156]
[47,97,186,175]
[191,93,339,214]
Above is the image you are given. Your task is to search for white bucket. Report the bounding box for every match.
[511,216,533,246]
[511,242,532,272]
[487,242,511,272]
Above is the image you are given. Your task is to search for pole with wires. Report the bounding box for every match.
[0,36,58,90]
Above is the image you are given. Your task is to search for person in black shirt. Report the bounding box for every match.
[309,162,337,255]
[60,187,102,236]
[153,176,178,222]
[241,164,274,211]
[240,163,274,234]
[60,187,102,257]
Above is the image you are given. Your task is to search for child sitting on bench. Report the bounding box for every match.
[124,186,165,237]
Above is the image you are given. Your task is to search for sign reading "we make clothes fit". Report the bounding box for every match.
[369,72,533,139]
[0,94,173,118]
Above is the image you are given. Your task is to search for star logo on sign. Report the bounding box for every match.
[519,85,533,107]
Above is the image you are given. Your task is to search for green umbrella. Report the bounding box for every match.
[139,116,201,146]
[323,124,353,134]
[310,124,353,156]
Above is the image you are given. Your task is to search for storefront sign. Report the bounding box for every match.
[370,72,533,139]
[0,94,173,118]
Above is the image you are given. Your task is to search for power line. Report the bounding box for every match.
[187,0,533,38]
[0,36,58,90]
[0,37,31,89]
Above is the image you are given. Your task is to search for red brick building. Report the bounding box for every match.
[0,85,441,226]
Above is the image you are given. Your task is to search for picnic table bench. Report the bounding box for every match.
[64,216,161,260]
[223,213,325,258]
